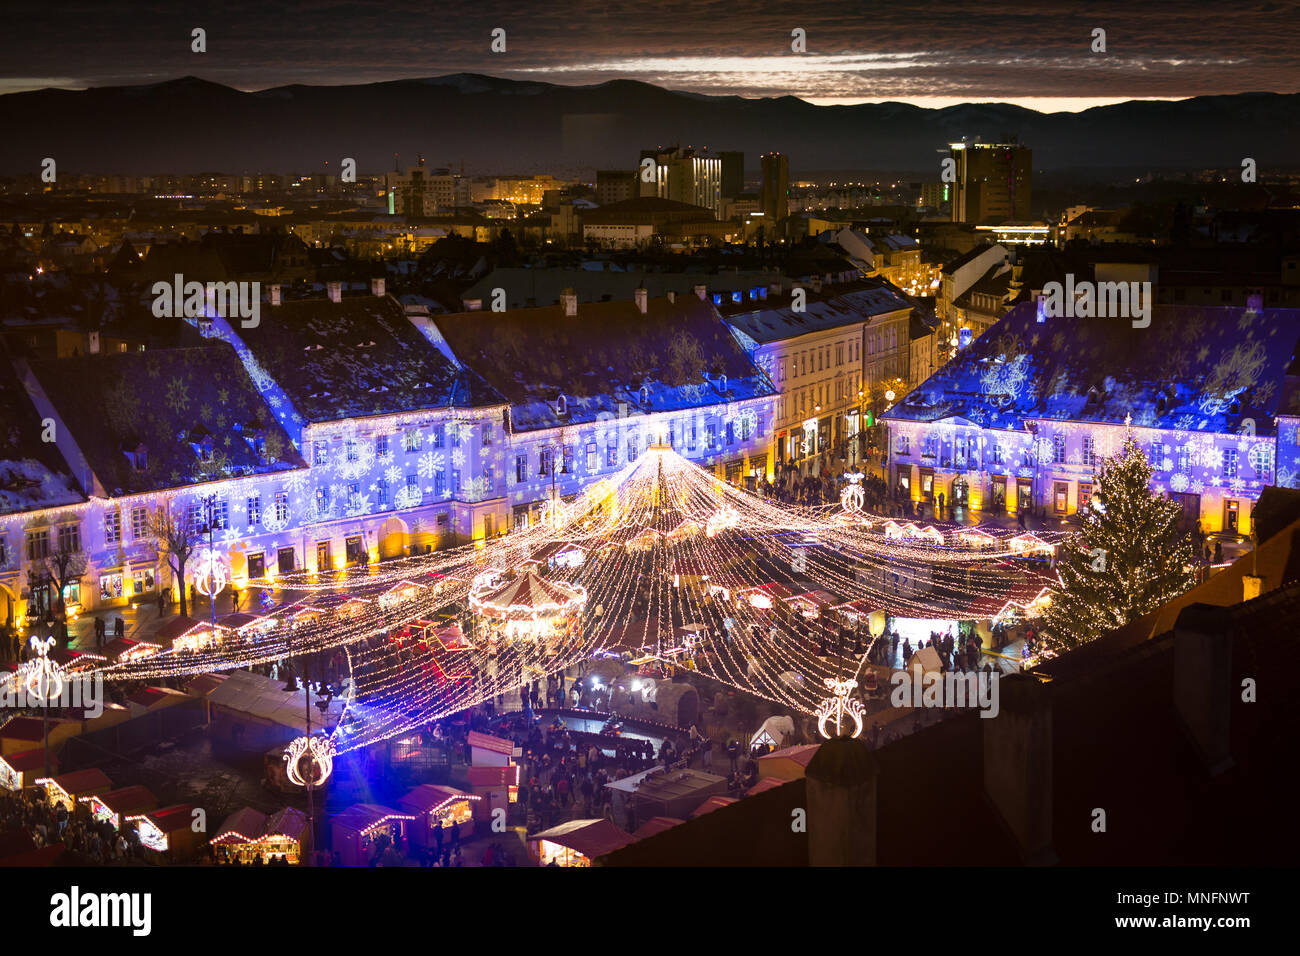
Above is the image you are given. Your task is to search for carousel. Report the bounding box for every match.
[468,570,588,654]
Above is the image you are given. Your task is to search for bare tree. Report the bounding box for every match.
[45,548,87,642]
[149,504,200,618]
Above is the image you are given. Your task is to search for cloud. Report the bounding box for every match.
[2,0,1295,106]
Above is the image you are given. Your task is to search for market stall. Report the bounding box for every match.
[126,804,199,860]
[210,805,309,864]
[80,784,157,830]
[0,749,57,791]
[398,784,478,845]
[529,818,636,867]
[331,804,416,867]
[35,768,113,813]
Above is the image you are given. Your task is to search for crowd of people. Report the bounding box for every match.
[0,788,145,864]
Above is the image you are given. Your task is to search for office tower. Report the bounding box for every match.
[637,146,723,216]
[948,140,1032,224]
[720,151,745,199]
[760,152,789,222]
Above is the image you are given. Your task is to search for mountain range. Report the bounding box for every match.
[2,74,1296,177]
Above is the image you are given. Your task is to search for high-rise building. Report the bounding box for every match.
[720,151,745,200]
[386,162,469,216]
[948,141,1032,224]
[760,152,789,223]
[637,147,722,216]
[595,169,637,206]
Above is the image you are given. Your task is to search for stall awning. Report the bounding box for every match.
[530,818,636,859]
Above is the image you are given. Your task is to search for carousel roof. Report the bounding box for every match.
[475,571,585,615]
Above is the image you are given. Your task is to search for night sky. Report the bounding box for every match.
[2,0,1296,110]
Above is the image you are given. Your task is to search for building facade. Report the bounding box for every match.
[884,300,1299,533]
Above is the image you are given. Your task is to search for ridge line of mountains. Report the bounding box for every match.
[2,73,1296,176]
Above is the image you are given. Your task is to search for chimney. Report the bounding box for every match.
[326,281,342,303]
[371,277,386,298]
[560,288,578,317]
[1173,604,1235,775]
[634,286,648,314]
[693,283,707,301]
[806,736,878,866]
[268,284,281,307]
[983,675,1056,865]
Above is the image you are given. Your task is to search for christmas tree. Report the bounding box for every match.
[1038,430,1195,656]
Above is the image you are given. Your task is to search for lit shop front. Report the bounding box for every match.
[398,785,478,845]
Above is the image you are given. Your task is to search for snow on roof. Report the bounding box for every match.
[723,281,911,345]
[237,293,505,422]
[28,343,306,498]
[434,294,775,431]
[0,363,83,516]
[886,302,1300,436]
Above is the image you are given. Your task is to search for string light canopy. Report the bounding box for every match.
[82,446,1060,753]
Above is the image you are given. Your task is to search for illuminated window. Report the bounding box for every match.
[131,506,149,539]
[104,512,122,546]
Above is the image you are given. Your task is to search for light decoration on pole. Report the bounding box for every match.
[284,735,337,787]
[192,549,228,599]
[541,494,569,531]
[815,677,864,739]
[23,636,64,703]
[840,471,866,513]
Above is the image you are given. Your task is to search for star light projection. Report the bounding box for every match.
[81,446,1060,756]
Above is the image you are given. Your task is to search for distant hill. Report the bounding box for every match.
[1,74,1296,176]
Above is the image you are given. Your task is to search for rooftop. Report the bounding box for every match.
[435,293,775,431]
[28,344,305,498]
[236,293,504,423]
[885,302,1300,436]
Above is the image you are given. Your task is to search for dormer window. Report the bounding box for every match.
[718,373,728,393]
[123,443,148,472]
[640,385,651,407]
[556,394,568,417]
[1155,395,1167,415]
[1229,397,1241,415]
[199,437,215,462]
